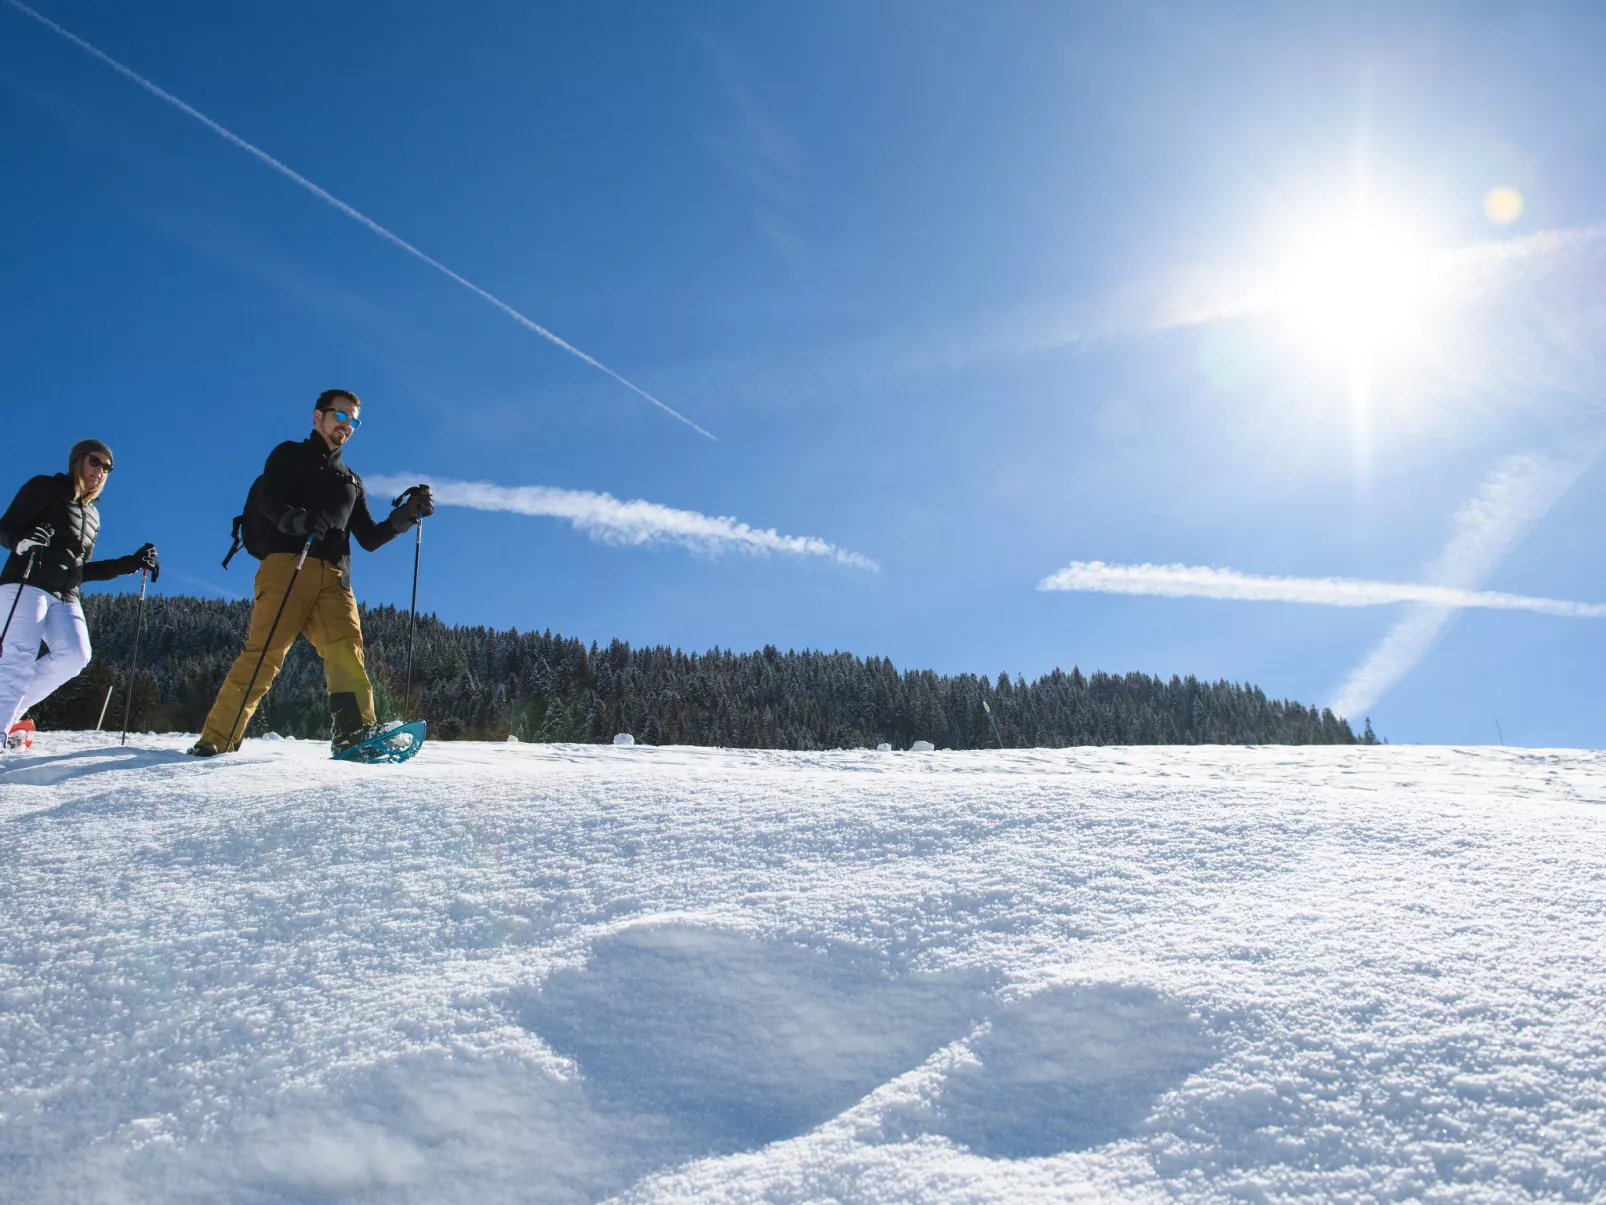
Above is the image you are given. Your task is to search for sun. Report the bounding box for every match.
[1265,204,1444,374]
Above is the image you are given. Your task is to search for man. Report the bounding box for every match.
[190,390,432,756]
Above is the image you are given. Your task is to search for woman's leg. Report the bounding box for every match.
[14,595,92,719]
[0,585,51,732]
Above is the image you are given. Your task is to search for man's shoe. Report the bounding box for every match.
[186,741,220,758]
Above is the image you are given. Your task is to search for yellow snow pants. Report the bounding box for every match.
[199,553,374,750]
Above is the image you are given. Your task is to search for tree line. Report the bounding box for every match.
[30,592,1374,748]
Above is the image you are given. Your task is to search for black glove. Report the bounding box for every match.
[15,523,53,554]
[129,543,160,582]
[389,484,433,526]
[281,508,332,543]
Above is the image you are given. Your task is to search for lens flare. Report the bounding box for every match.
[1483,186,1524,225]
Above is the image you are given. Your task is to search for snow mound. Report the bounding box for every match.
[614,733,635,746]
[2,734,1604,1203]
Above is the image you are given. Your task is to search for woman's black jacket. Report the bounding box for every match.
[0,474,139,601]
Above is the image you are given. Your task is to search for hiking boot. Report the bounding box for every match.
[331,720,402,758]
[328,690,399,756]
[186,740,220,757]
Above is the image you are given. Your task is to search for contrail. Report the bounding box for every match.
[1328,447,1602,718]
[2,0,717,443]
[369,474,879,571]
[1037,560,1606,618]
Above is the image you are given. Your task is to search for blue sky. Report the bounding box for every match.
[4,0,1606,745]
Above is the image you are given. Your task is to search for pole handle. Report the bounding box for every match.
[391,484,428,510]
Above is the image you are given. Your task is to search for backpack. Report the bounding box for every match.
[221,475,275,569]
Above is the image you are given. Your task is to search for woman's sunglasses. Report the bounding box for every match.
[85,455,113,473]
[321,407,362,431]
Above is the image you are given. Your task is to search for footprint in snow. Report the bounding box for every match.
[514,924,993,1156]
[514,924,1217,1171]
[915,982,1217,1157]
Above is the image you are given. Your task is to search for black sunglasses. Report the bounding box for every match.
[85,454,114,473]
[320,407,362,430]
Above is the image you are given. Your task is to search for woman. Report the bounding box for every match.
[0,439,158,750]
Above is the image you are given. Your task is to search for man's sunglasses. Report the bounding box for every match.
[84,455,113,473]
[320,407,362,430]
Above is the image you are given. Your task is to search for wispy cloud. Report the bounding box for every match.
[701,35,807,264]
[3,0,715,442]
[171,572,249,600]
[1153,224,1606,333]
[648,218,1606,429]
[368,475,878,571]
[1037,559,1606,618]
[1329,447,1602,718]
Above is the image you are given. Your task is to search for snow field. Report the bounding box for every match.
[1,735,1604,1202]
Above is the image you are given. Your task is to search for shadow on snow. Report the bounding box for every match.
[916,982,1217,1157]
[514,923,1216,1179]
[0,745,191,789]
[514,923,995,1158]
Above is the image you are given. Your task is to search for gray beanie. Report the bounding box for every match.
[69,439,114,472]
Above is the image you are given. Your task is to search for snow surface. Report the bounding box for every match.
[2,733,1604,1203]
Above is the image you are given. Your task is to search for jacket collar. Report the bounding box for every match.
[304,430,344,468]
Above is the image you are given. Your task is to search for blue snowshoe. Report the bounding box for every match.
[333,720,427,764]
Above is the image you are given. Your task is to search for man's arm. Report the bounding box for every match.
[347,475,413,552]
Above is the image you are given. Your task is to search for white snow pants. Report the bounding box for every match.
[0,584,92,732]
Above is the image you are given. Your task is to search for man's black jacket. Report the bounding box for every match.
[0,474,139,601]
[255,432,411,572]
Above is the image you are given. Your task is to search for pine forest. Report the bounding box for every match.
[31,593,1372,749]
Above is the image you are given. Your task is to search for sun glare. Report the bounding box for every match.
[1246,191,1464,396]
[1266,206,1444,374]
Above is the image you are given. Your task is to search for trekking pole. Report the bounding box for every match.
[393,488,423,714]
[95,684,114,732]
[981,698,1005,749]
[119,569,150,746]
[0,550,38,654]
[222,538,312,753]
